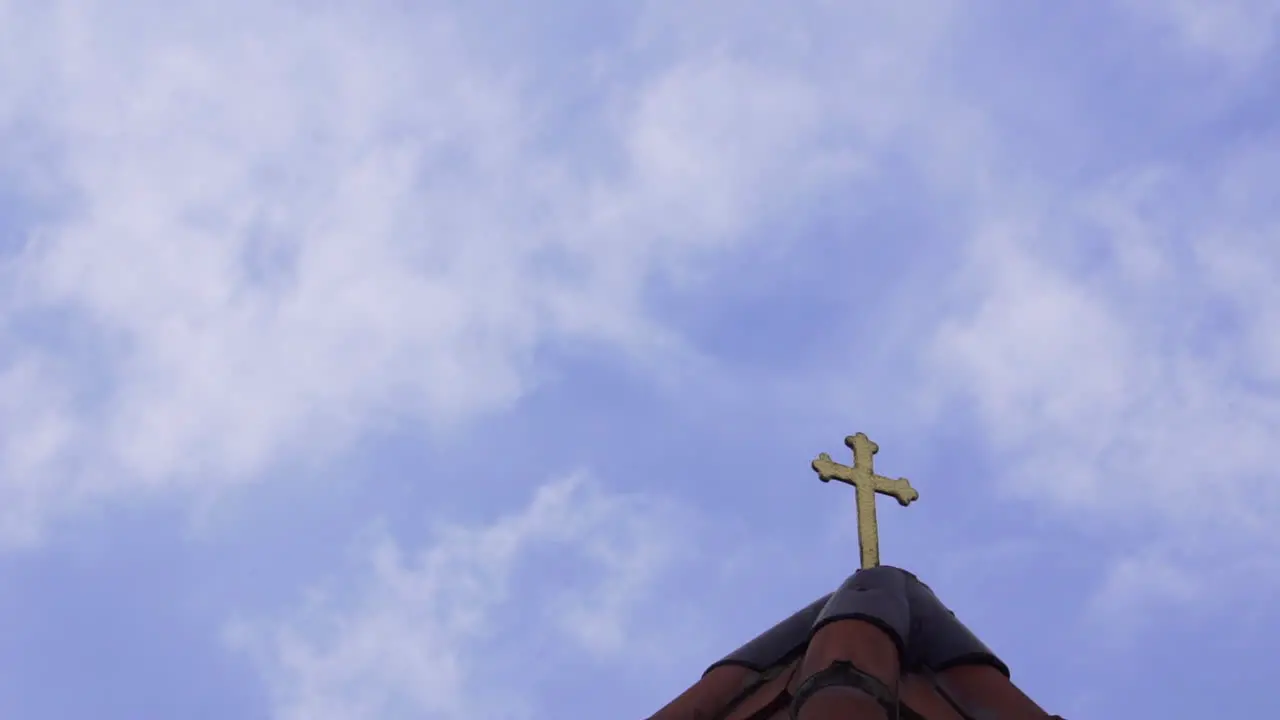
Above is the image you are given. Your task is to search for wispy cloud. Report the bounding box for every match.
[1121,0,1280,71]
[0,1,930,541]
[225,473,691,720]
[2,2,1278,717]
[923,137,1280,620]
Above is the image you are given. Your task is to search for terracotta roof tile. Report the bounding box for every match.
[721,657,801,720]
[900,674,967,720]
[811,566,912,661]
[647,566,1060,720]
[934,664,1051,719]
[648,664,758,720]
[705,594,832,676]
[794,617,901,719]
[906,575,1009,677]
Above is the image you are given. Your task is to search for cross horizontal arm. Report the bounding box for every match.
[812,452,856,483]
[811,453,919,506]
[873,476,919,507]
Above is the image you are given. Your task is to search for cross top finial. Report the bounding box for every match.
[811,432,918,568]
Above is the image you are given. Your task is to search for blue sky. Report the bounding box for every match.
[1,1,1278,718]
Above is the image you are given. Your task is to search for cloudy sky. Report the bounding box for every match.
[1,1,1278,718]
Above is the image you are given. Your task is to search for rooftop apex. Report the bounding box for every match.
[646,565,1062,720]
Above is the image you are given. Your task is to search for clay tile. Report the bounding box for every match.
[647,664,757,720]
[812,565,914,661]
[722,656,803,720]
[704,593,833,675]
[900,673,966,720]
[905,575,1009,677]
[794,618,902,720]
[934,664,1050,719]
[645,568,1063,719]
[778,567,915,720]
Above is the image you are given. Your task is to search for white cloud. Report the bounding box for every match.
[225,473,689,720]
[0,357,80,546]
[924,143,1280,615]
[0,1,953,541]
[6,0,1268,652]
[1122,0,1280,71]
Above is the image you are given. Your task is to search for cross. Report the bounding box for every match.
[811,432,919,569]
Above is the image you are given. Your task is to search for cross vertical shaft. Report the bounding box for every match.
[811,432,919,568]
[854,476,883,568]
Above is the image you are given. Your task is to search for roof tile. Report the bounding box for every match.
[900,674,967,720]
[934,664,1051,719]
[793,617,901,719]
[906,576,1008,677]
[704,594,832,676]
[648,566,1060,719]
[811,565,912,661]
[721,658,801,720]
[648,664,758,720]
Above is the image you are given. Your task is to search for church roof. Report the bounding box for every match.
[645,565,1061,719]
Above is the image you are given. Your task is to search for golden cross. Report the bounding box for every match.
[811,432,919,569]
